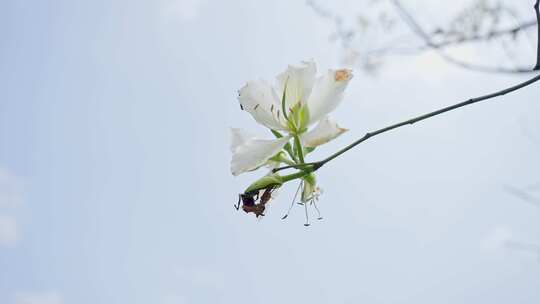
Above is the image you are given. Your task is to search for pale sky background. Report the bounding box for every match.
[0,0,539,303]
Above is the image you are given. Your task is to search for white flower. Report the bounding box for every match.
[301,117,348,148]
[231,60,353,176]
[230,128,290,176]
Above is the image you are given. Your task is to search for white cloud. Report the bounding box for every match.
[482,226,513,251]
[162,293,187,304]
[0,167,23,247]
[14,292,63,304]
[160,0,208,22]
[173,266,226,290]
[0,167,24,207]
[0,215,18,247]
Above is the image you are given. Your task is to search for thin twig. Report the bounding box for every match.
[308,1,538,74]
[431,20,537,49]
[273,73,540,173]
[437,53,536,74]
[534,0,540,70]
[503,185,540,207]
[505,240,540,256]
[391,0,535,74]
[371,20,537,56]
[359,19,538,70]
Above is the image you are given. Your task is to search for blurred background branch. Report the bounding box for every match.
[503,185,540,207]
[308,0,540,74]
[505,240,540,260]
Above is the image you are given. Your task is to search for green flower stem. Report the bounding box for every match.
[281,169,311,183]
[275,153,296,166]
[293,135,305,164]
[271,129,297,163]
[285,141,297,163]
[244,169,312,193]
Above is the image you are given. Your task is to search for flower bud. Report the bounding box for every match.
[301,173,319,202]
[244,174,284,193]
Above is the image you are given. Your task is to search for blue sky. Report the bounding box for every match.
[0,0,539,303]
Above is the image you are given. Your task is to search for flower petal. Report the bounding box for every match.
[301,117,348,148]
[230,130,291,176]
[238,80,287,130]
[275,60,317,110]
[230,128,256,153]
[307,69,353,125]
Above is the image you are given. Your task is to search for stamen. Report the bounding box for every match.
[334,69,352,81]
[254,104,259,110]
[282,181,302,220]
[303,198,310,227]
[303,181,310,226]
[234,194,241,210]
[311,199,323,220]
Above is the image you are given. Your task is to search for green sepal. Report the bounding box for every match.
[305,147,316,154]
[245,174,284,193]
[270,129,296,162]
[269,152,295,166]
[270,129,283,138]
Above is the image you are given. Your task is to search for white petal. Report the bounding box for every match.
[301,117,348,148]
[230,132,291,176]
[307,69,353,125]
[230,128,256,153]
[275,60,317,110]
[238,80,287,130]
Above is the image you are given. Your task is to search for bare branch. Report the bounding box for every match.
[534,0,540,70]
[390,0,536,74]
[503,185,540,207]
[273,73,540,173]
[430,20,537,49]
[505,240,540,257]
[308,1,539,74]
